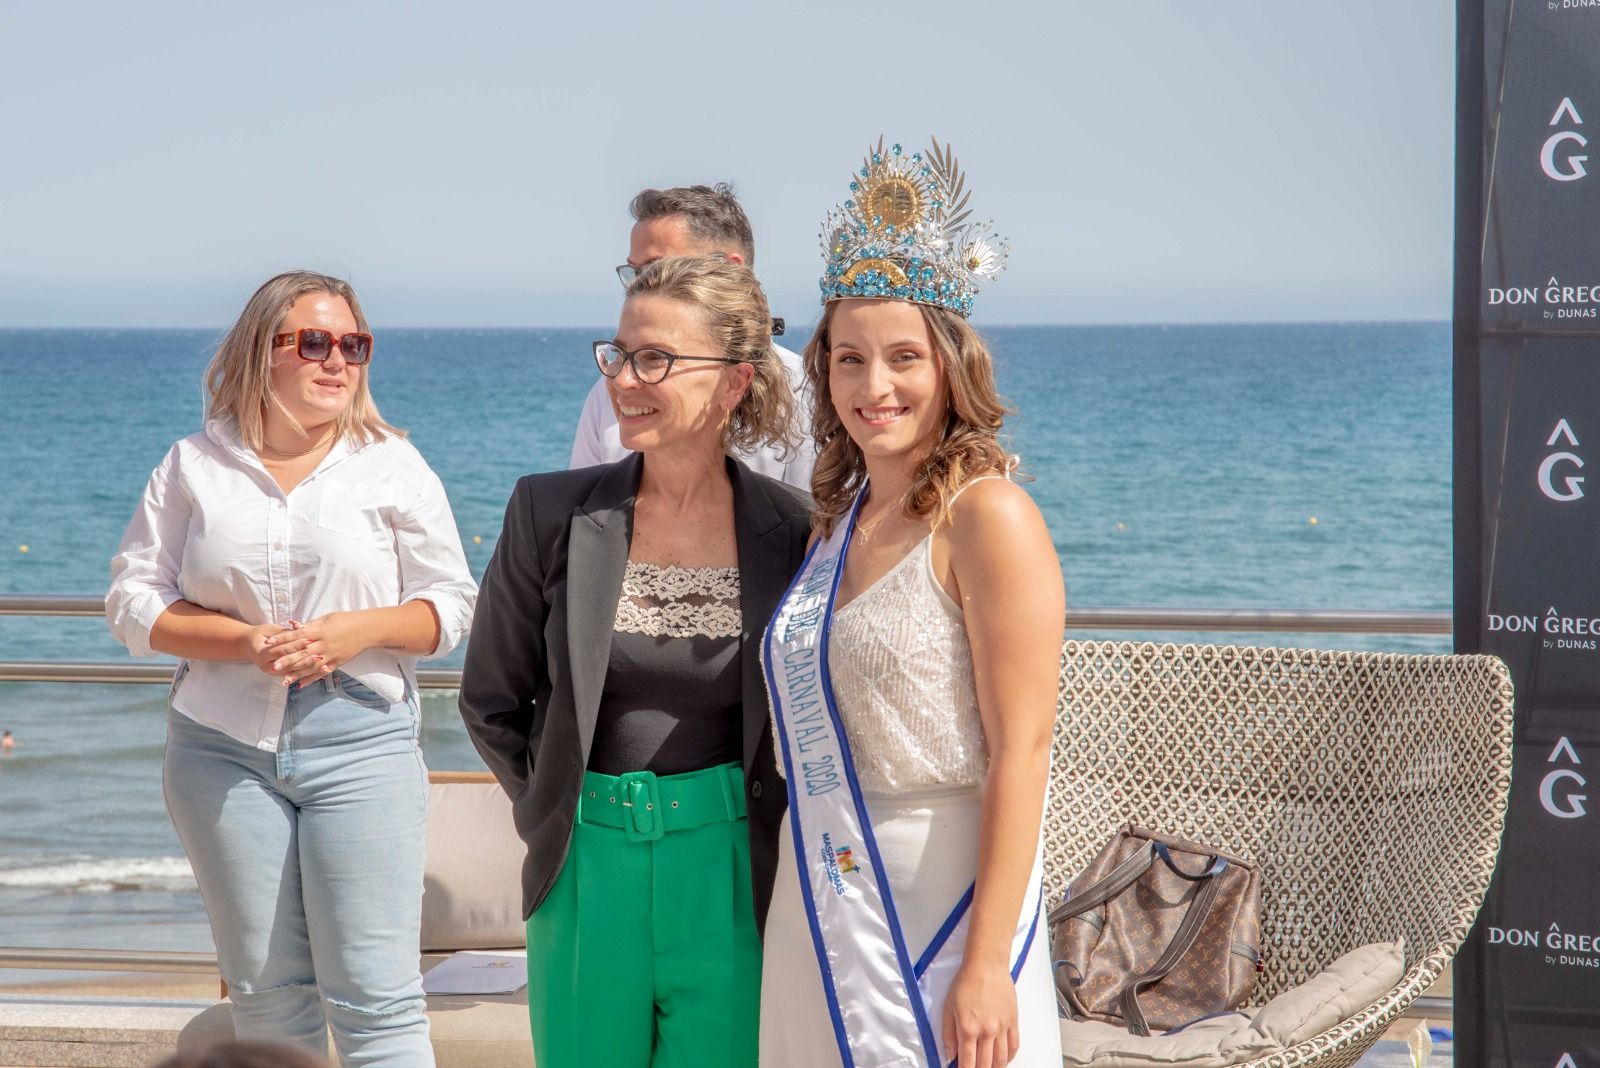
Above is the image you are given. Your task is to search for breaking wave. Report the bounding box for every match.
[0,856,196,892]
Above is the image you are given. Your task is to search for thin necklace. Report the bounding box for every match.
[258,432,334,461]
[855,504,898,543]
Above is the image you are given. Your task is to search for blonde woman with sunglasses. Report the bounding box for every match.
[107,271,477,1067]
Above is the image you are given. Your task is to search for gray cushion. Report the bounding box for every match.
[422,781,526,951]
[1060,1015,1277,1068]
[1249,939,1404,1045]
[1060,940,1406,1068]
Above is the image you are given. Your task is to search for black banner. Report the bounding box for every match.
[1455,2,1600,1066]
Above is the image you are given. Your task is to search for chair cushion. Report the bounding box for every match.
[1060,940,1406,1067]
[1060,1015,1277,1068]
[1248,939,1404,1045]
[422,781,526,951]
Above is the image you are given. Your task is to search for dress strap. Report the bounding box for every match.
[948,469,1013,506]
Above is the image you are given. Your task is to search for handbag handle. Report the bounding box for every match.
[1043,844,1158,1016]
[1047,841,1155,927]
[1119,856,1229,1036]
[1050,836,1234,1032]
[1048,841,1157,1020]
[1154,841,1229,881]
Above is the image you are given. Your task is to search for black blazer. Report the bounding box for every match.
[458,453,812,932]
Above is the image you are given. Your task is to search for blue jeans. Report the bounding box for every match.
[164,672,432,1067]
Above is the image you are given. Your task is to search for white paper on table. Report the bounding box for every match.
[421,949,528,995]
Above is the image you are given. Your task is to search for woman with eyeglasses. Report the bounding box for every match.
[107,271,477,1067]
[459,255,811,1066]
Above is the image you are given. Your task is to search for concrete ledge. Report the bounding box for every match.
[0,995,216,1068]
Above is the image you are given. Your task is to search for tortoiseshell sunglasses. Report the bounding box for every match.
[272,329,374,365]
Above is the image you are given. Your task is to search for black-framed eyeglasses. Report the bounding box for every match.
[592,341,747,384]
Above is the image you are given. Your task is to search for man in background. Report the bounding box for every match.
[570,184,814,489]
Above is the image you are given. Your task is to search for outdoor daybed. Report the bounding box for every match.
[1048,640,1514,1068]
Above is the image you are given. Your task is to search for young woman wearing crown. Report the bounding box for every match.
[761,139,1066,1068]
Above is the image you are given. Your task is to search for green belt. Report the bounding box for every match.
[578,762,746,843]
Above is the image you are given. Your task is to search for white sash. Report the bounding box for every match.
[763,492,1043,1068]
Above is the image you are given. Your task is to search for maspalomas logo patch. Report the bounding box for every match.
[817,832,858,897]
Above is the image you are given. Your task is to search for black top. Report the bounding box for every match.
[590,626,742,776]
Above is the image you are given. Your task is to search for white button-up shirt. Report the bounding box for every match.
[107,420,478,752]
[568,341,817,489]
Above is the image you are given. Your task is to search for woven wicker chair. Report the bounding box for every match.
[1047,640,1514,1068]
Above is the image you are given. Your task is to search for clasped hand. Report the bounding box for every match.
[249,613,366,686]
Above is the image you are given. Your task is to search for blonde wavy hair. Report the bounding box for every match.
[625,256,798,458]
[804,300,1016,537]
[205,271,401,450]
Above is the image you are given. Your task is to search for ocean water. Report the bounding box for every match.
[0,322,1452,959]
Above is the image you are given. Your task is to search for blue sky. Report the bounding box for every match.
[0,1,1456,327]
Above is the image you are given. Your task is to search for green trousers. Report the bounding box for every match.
[525,763,761,1067]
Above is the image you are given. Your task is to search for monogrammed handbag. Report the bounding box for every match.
[1049,825,1263,1035]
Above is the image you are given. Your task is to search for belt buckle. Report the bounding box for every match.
[617,771,664,842]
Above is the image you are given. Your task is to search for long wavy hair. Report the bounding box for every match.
[205,271,401,450]
[625,255,798,458]
[804,300,1016,537]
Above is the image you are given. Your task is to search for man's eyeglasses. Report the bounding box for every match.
[614,253,731,289]
[272,329,374,365]
[592,341,747,384]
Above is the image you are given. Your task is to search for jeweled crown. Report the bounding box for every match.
[818,136,1007,317]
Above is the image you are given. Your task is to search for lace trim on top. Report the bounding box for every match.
[614,561,742,639]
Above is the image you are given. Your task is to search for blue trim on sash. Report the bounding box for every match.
[817,496,944,1066]
[762,539,856,1065]
[914,882,975,980]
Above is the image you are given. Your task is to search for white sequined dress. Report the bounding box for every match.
[759,527,1061,1066]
